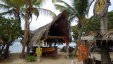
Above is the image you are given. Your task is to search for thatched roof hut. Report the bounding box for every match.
[81,31,113,47]
[30,10,71,46]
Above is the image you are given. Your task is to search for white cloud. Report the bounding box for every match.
[30,15,53,30]
[21,0,113,30]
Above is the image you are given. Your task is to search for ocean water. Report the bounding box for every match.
[9,41,76,53]
[56,42,76,49]
[9,41,22,53]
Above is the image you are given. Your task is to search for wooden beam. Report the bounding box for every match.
[47,36,66,39]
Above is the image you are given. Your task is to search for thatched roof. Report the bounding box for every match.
[81,31,113,40]
[30,10,71,46]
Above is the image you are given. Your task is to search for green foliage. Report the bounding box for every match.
[26,54,36,62]
[53,0,94,42]
[75,0,88,17]
[108,11,113,29]
[68,53,75,59]
[83,16,100,32]
[0,17,21,41]
[71,11,113,40]
[0,54,3,59]
[53,0,94,22]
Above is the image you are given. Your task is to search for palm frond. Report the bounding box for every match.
[75,0,89,17]
[59,1,75,12]
[86,0,95,16]
[20,7,26,13]
[20,13,25,20]
[88,0,95,6]
[33,0,46,7]
[0,9,13,15]
[38,8,56,18]
[28,8,39,20]
[31,8,39,17]
[10,0,25,7]
[69,15,77,22]
[52,0,62,3]
[0,3,11,9]
[54,4,66,12]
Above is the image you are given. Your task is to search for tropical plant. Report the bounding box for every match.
[20,0,56,57]
[72,11,113,42]
[0,0,26,57]
[0,17,21,58]
[52,0,94,60]
[0,0,23,36]
[52,0,95,43]
[71,11,113,64]
[0,0,56,57]
[25,54,36,62]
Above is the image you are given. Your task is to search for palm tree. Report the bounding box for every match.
[0,0,24,58]
[52,0,94,59]
[0,0,56,57]
[53,0,94,42]
[0,0,26,57]
[20,0,56,57]
[0,0,24,34]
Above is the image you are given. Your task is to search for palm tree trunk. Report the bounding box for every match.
[0,44,5,54]
[100,1,111,63]
[21,13,29,57]
[100,15,108,35]
[4,43,10,58]
[21,44,26,56]
[101,41,111,64]
[75,20,82,53]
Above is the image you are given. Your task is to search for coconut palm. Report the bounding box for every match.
[0,0,56,57]
[53,0,94,55]
[53,0,94,42]
[20,0,56,57]
[0,0,24,35]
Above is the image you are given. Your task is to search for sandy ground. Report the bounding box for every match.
[1,52,113,64]
[0,51,83,64]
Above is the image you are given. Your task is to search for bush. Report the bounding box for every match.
[26,54,36,62]
[68,53,75,59]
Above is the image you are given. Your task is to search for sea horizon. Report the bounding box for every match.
[9,40,76,53]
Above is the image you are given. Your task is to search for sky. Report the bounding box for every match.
[21,0,113,31]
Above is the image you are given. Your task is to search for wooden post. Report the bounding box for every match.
[63,37,69,58]
[66,43,69,58]
[100,0,111,64]
[94,0,111,64]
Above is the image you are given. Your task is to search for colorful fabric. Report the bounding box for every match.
[76,43,89,61]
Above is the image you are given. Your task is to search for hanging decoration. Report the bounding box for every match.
[93,0,110,17]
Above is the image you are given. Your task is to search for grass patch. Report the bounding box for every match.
[26,54,36,62]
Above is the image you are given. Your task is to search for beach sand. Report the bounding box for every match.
[0,51,83,64]
[1,52,113,64]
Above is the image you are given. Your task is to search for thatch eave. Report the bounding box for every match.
[30,10,71,46]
